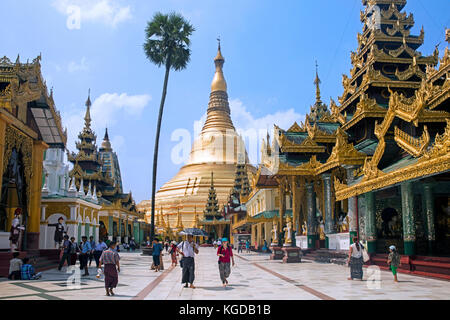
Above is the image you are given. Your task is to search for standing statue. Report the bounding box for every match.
[338,213,349,233]
[9,208,25,252]
[283,216,293,246]
[271,219,278,246]
[318,216,326,240]
[302,221,308,236]
[48,217,67,248]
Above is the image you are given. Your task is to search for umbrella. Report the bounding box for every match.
[179,228,209,237]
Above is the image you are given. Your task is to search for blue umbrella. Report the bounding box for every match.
[179,228,209,237]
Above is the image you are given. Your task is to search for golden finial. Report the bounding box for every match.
[84,89,92,128]
[314,61,322,104]
[211,38,227,92]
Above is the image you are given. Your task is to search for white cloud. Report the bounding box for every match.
[63,92,151,153]
[52,0,132,28]
[68,57,89,73]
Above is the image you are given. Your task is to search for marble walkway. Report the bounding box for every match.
[0,248,449,300]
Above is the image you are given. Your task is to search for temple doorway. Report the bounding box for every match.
[0,148,28,250]
[376,206,403,254]
[435,196,450,257]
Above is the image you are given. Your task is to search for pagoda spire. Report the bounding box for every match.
[100,127,112,151]
[84,89,92,129]
[314,61,322,104]
[211,37,227,93]
[204,171,220,219]
[200,40,235,134]
[176,206,184,229]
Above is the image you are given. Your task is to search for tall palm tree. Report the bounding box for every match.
[144,12,195,241]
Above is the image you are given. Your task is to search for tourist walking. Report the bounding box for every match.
[80,236,92,276]
[347,237,364,281]
[217,238,235,287]
[88,236,96,267]
[165,241,169,253]
[170,241,178,266]
[58,235,71,271]
[8,252,22,280]
[387,245,401,283]
[177,234,199,289]
[48,217,66,249]
[152,238,163,272]
[93,239,108,268]
[99,242,121,296]
[130,238,136,251]
[245,240,250,253]
[238,240,243,253]
[69,237,79,265]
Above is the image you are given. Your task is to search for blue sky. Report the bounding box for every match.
[1,0,448,203]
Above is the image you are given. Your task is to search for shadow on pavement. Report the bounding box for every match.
[196,286,235,291]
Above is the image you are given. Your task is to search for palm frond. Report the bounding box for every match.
[143,12,195,71]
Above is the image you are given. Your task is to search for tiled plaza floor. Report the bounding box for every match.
[0,248,449,300]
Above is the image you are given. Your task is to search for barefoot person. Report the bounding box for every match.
[170,241,178,267]
[347,237,364,281]
[99,242,120,296]
[47,217,66,249]
[152,238,163,272]
[177,234,199,289]
[9,208,25,252]
[217,238,235,287]
[387,245,401,283]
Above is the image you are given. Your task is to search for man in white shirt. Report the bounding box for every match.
[177,234,199,289]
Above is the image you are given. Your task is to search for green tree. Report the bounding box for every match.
[144,12,195,241]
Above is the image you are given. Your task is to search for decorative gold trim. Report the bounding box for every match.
[394,125,430,157]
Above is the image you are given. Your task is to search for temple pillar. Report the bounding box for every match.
[278,183,286,246]
[423,183,436,254]
[322,174,335,248]
[27,140,48,250]
[306,182,318,249]
[344,166,358,243]
[365,192,376,254]
[401,181,416,256]
[118,217,122,243]
[290,177,299,234]
[108,215,114,241]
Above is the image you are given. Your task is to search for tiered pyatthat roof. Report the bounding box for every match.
[332,0,440,132]
[99,128,124,194]
[308,62,330,123]
[265,66,343,176]
[333,23,450,200]
[68,92,137,212]
[325,0,447,178]
[203,172,221,220]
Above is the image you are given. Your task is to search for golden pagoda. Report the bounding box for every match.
[138,42,253,228]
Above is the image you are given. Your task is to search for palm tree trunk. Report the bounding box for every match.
[151,64,171,241]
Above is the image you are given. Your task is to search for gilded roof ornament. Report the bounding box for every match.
[211,39,227,93]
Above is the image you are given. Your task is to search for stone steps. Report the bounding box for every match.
[0,250,61,278]
[302,249,348,265]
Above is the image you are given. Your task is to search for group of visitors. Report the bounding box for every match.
[8,252,42,280]
[347,236,401,283]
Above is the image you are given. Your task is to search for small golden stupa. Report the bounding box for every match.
[138,42,250,228]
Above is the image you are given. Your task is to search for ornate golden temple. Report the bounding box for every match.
[0,54,63,251]
[137,44,254,236]
[229,0,450,277]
